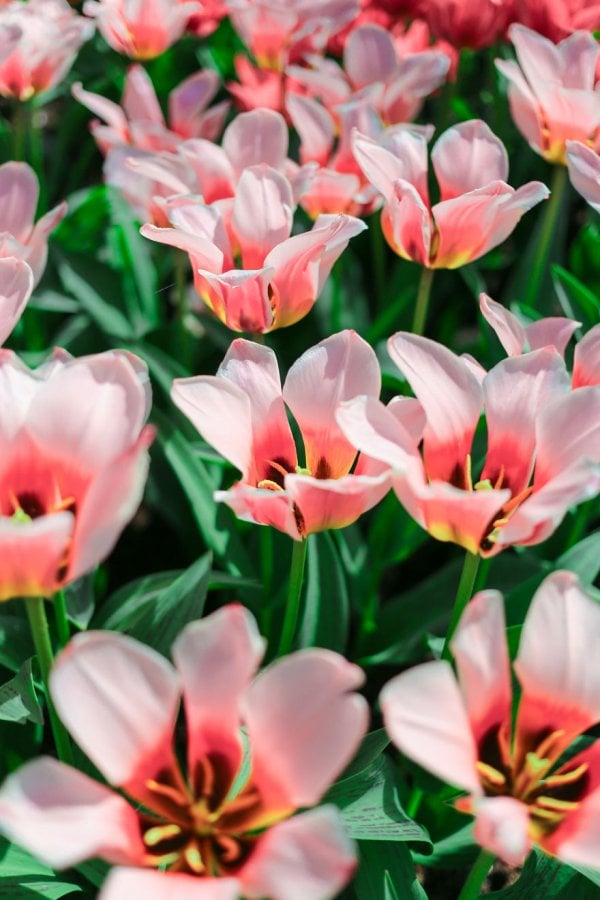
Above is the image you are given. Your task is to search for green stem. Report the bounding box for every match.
[406,785,424,820]
[412,267,435,336]
[277,538,308,657]
[25,597,73,765]
[524,164,568,308]
[12,100,30,162]
[370,214,386,312]
[53,588,70,648]
[260,526,274,639]
[457,849,495,900]
[441,551,480,662]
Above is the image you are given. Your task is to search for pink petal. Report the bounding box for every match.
[72,81,129,136]
[431,120,509,200]
[514,571,600,758]
[215,482,301,539]
[543,748,600,868]
[284,470,390,534]
[286,93,334,167]
[567,141,600,213]
[25,200,67,286]
[122,64,164,125]
[101,869,240,900]
[240,806,357,900]
[387,332,482,485]
[0,257,33,344]
[232,165,294,269]
[352,128,429,202]
[573,323,600,388]
[0,513,74,601]
[526,316,580,355]
[344,24,398,89]
[266,213,366,329]
[179,139,236,204]
[0,161,38,242]
[451,590,512,750]
[243,650,368,810]
[480,349,570,497]
[480,292,526,356]
[299,169,361,218]
[432,180,549,269]
[336,394,423,474]
[383,179,431,264]
[534,385,600,487]
[172,605,265,785]
[473,796,532,866]
[195,267,275,333]
[283,330,380,479]
[382,53,450,124]
[168,70,220,136]
[50,631,180,791]
[495,58,545,157]
[223,108,289,176]
[0,757,144,870]
[380,660,481,793]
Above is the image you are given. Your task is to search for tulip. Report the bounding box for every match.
[514,0,600,41]
[381,571,600,870]
[83,0,200,60]
[172,331,391,539]
[419,0,514,49]
[0,605,367,898]
[566,140,600,213]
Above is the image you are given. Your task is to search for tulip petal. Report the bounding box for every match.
[215,482,300,539]
[432,120,509,200]
[479,293,526,356]
[284,470,390,534]
[122,65,164,125]
[283,330,380,478]
[0,512,74,601]
[381,660,481,793]
[0,257,33,344]
[573,323,600,388]
[172,605,265,785]
[473,796,532,867]
[0,757,144,869]
[223,108,289,176]
[534,386,600,486]
[0,161,38,242]
[567,141,600,213]
[168,70,220,137]
[195,268,275,334]
[50,631,180,790]
[101,869,240,900]
[243,650,368,809]
[286,93,334,167]
[232,165,294,269]
[344,24,398,89]
[240,806,357,900]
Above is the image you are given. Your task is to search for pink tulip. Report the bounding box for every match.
[337,331,600,556]
[381,571,600,868]
[419,0,514,48]
[73,64,229,157]
[0,162,66,287]
[172,332,391,539]
[0,257,33,344]
[185,0,228,36]
[83,0,200,60]
[352,119,549,268]
[0,0,91,100]
[480,292,600,389]
[496,25,600,165]
[141,165,366,333]
[0,605,367,897]
[0,348,153,601]
[566,140,600,213]
[514,0,600,41]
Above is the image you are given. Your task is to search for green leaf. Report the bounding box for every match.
[337,730,391,783]
[556,530,600,586]
[0,881,81,898]
[350,841,428,900]
[553,264,600,329]
[57,254,133,340]
[64,576,95,630]
[0,614,33,673]
[325,755,431,847]
[0,660,43,725]
[299,531,349,652]
[0,839,54,877]
[93,554,212,656]
[491,848,599,898]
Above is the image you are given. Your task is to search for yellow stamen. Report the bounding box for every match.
[543,762,589,789]
[476,760,506,787]
[184,846,205,873]
[144,824,182,847]
[535,796,580,813]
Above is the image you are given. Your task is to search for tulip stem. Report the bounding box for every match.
[25,597,73,765]
[277,538,308,657]
[525,164,568,308]
[412,267,435,336]
[441,551,480,662]
[53,588,70,648]
[457,849,495,900]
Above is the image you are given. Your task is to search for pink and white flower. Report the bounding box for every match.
[83,0,200,60]
[381,571,600,868]
[172,331,391,539]
[0,604,367,898]
[352,119,548,268]
[141,165,366,333]
[496,24,600,165]
[337,332,600,556]
[566,140,600,213]
[0,348,153,601]
[0,162,66,287]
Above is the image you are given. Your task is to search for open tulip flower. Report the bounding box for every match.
[0,348,153,601]
[0,604,367,898]
[141,164,366,333]
[418,0,514,49]
[0,162,66,286]
[381,571,600,868]
[352,119,549,268]
[83,0,200,60]
[0,0,92,100]
[496,25,600,165]
[172,331,391,539]
[336,332,600,556]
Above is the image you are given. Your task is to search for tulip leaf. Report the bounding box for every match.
[299,531,349,652]
[350,841,428,899]
[489,847,598,897]
[0,881,81,898]
[0,614,33,673]
[553,264,600,329]
[93,553,212,656]
[325,755,431,847]
[556,530,600,586]
[57,254,134,340]
[0,838,54,877]
[0,660,43,725]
